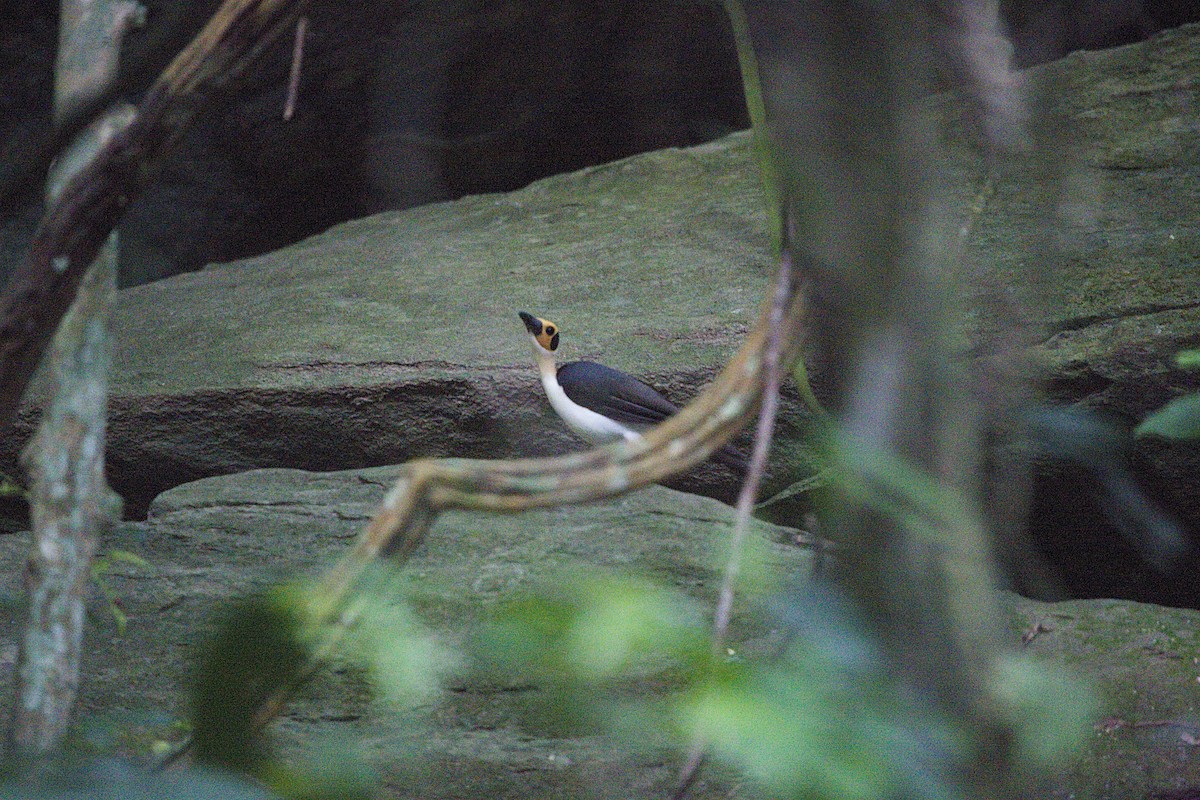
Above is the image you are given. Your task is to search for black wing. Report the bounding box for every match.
[557,361,678,430]
[558,360,748,475]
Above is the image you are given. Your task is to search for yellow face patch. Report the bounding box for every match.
[519,311,561,352]
[535,318,560,352]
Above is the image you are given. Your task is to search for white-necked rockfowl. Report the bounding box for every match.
[518,311,746,472]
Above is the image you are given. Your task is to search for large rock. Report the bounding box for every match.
[5,2,1191,287]
[1,465,1196,799]
[4,25,1200,605]
[0,467,811,798]
[966,25,1200,604]
[0,0,749,287]
[92,130,788,513]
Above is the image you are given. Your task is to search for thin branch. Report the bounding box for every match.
[248,247,810,733]
[7,0,132,757]
[674,226,797,799]
[10,246,117,756]
[283,16,307,121]
[713,245,794,643]
[0,0,307,435]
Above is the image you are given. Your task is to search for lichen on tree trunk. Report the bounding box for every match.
[6,0,137,758]
[10,242,117,755]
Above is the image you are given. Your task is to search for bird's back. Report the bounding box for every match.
[556,361,679,431]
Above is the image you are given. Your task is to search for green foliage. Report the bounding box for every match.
[4,568,443,800]
[829,428,979,544]
[187,569,449,799]
[478,572,975,799]
[0,760,276,800]
[986,654,1097,769]
[190,587,312,775]
[680,586,967,800]
[473,565,1098,800]
[790,357,828,417]
[337,568,456,710]
[260,740,377,800]
[482,572,706,681]
[90,549,152,635]
[472,572,708,733]
[1135,394,1200,439]
[1175,349,1200,370]
[1135,349,1200,439]
[1029,406,1185,568]
[817,427,1098,785]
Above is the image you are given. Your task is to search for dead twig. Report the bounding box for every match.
[283,16,307,120]
[250,247,810,734]
[1020,621,1052,646]
[674,224,797,799]
[0,0,308,436]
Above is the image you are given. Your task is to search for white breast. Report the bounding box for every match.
[539,370,640,444]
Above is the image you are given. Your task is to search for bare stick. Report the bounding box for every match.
[674,233,797,799]
[7,0,135,756]
[0,0,307,436]
[248,250,809,733]
[283,16,307,120]
[10,246,117,756]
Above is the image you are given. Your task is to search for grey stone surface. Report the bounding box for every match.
[0,465,1196,798]
[5,31,1199,563]
[13,26,1199,532]
[1009,597,1200,799]
[16,119,802,515]
[0,466,809,798]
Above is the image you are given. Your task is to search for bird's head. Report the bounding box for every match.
[518,311,560,355]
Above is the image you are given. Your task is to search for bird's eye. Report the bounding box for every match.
[545,326,556,335]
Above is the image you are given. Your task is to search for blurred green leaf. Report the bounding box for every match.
[342,584,456,710]
[1174,350,1200,370]
[189,571,441,797]
[1135,393,1200,439]
[1026,406,1126,463]
[478,572,705,685]
[99,549,152,569]
[475,570,971,800]
[191,587,311,774]
[1133,348,1200,438]
[678,635,961,800]
[1030,407,1185,567]
[91,549,153,635]
[830,430,979,544]
[470,571,709,735]
[263,738,378,800]
[565,574,704,680]
[0,761,277,799]
[987,654,1097,768]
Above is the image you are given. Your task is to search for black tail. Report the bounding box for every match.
[713,443,749,475]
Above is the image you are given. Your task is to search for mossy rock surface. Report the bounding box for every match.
[0,465,806,798]
[3,30,1198,572]
[1008,596,1200,799]
[1,465,1197,798]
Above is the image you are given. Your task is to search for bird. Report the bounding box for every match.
[517,311,746,472]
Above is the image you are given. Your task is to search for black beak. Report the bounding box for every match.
[518,311,540,335]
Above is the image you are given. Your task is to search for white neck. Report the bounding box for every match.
[530,341,637,444]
